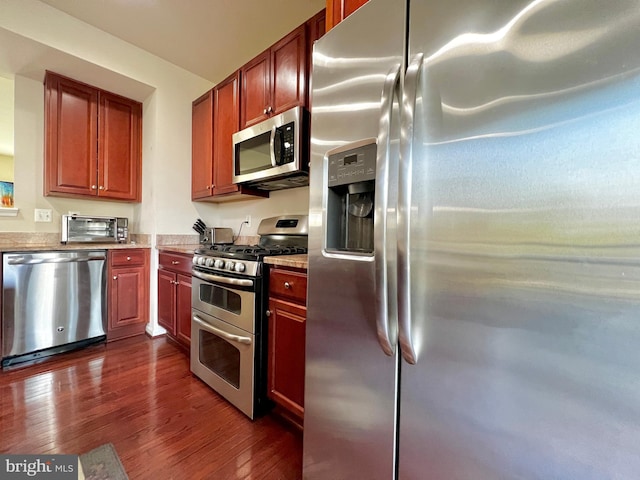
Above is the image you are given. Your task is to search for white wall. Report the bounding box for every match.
[0,154,12,182]
[0,0,214,235]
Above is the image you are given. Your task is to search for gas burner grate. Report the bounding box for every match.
[196,244,307,260]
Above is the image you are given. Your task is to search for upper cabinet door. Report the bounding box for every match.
[241,50,271,129]
[44,71,142,202]
[99,92,142,202]
[308,9,327,45]
[326,0,369,31]
[192,90,214,200]
[271,24,308,117]
[240,24,308,130]
[44,72,98,197]
[213,71,240,196]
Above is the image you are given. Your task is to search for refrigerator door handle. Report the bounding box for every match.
[398,53,424,365]
[374,64,401,356]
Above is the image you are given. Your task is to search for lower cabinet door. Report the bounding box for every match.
[268,297,306,419]
[108,263,149,341]
[175,273,192,348]
[157,269,176,335]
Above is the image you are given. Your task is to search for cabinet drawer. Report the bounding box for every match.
[110,249,147,267]
[269,268,307,304]
[159,252,193,275]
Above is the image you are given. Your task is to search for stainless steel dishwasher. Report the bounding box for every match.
[2,250,107,367]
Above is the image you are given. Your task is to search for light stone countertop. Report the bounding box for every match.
[0,233,151,253]
[264,254,308,270]
[156,244,201,255]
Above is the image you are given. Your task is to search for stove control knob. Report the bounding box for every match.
[197,256,206,265]
[226,261,235,271]
[205,257,215,267]
[192,256,198,265]
[234,263,245,273]
[214,259,225,269]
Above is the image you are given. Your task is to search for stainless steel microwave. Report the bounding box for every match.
[232,106,309,191]
[61,215,129,244]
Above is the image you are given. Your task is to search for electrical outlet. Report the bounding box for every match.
[34,208,52,222]
[245,215,251,227]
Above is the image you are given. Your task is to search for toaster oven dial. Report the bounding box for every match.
[214,259,225,269]
[234,263,246,273]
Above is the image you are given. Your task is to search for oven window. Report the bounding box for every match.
[199,330,240,389]
[199,283,242,315]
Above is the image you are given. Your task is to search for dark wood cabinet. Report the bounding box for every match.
[44,71,142,202]
[326,0,369,31]
[158,252,192,350]
[191,90,214,199]
[308,9,327,45]
[241,25,308,129]
[267,266,308,428]
[108,249,149,341]
[212,72,241,196]
[192,74,267,202]
[240,51,271,130]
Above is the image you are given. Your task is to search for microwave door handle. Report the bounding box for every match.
[269,126,278,167]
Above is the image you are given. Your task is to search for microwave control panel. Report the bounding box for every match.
[327,142,376,187]
[274,122,295,165]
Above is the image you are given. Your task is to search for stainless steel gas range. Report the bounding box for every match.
[190,215,308,419]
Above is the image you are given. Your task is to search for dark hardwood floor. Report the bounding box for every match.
[0,335,303,479]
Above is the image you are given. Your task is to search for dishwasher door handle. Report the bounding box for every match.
[6,255,107,265]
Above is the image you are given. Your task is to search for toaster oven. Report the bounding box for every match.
[61,215,129,244]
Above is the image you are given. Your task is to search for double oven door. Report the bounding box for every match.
[190,270,265,419]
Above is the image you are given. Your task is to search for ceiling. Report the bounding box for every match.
[38,0,326,83]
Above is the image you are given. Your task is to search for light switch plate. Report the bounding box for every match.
[34,208,52,222]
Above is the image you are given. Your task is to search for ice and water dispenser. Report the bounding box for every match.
[326,141,377,254]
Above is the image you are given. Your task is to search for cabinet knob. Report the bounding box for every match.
[267,106,273,114]
[284,282,291,289]
[99,185,105,190]
[265,310,271,317]
[172,261,180,265]
[206,185,211,190]
[113,275,117,280]
[126,256,131,261]
[91,185,97,190]
[263,108,267,115]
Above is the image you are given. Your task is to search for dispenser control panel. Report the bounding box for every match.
[327,142,376,187]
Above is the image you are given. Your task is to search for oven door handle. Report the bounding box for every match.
[192,269,254,287]
[193,315,253,345]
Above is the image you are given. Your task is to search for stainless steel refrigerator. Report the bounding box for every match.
[304,0,640,478]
